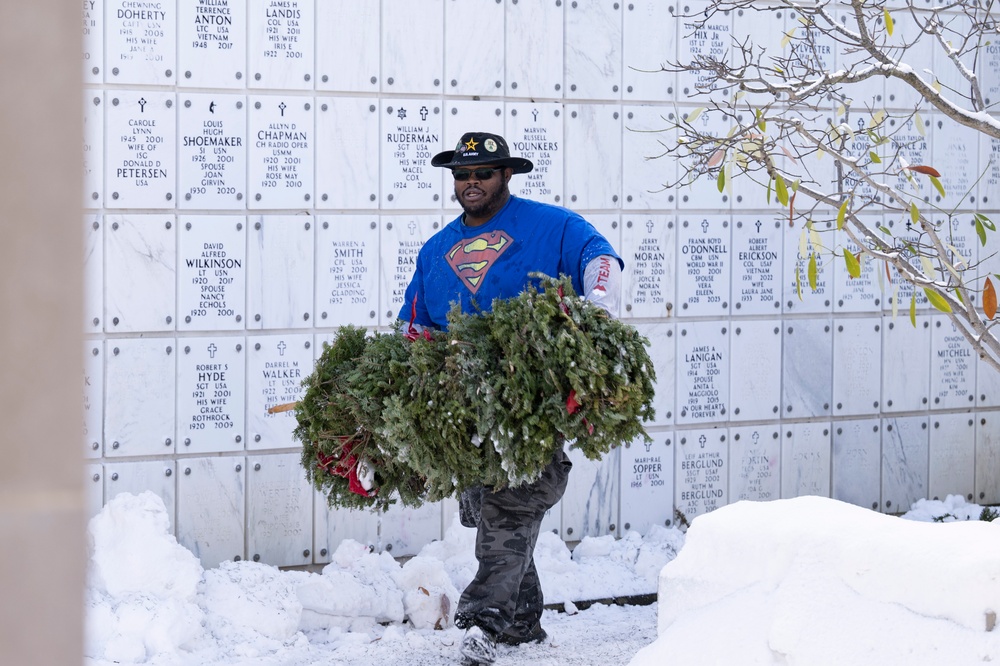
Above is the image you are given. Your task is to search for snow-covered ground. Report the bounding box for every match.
[85,492,1000,665]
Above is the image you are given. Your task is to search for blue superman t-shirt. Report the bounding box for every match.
[398,196,623,329]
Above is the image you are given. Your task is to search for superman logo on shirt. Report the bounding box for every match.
[445,230,513,294]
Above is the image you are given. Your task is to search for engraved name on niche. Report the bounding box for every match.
[262,344,303,416]
[679,218,730,314]
[509,107,561,203]
[629,441,666,493]
[107,93,175,207]
[628,219,670,314]
[179,340,244,451]
[383,103,440,207]
[189,0,235,51]
[179,218,245,330]
[317,217,379,325]
[180,95,245,207]
[678,433,727,518]
[681,335,727,421]
[733,219,780,313]
[258,0,307,65]
[250,98,312,206]
[107,0,174,84]
[680,12,730,95]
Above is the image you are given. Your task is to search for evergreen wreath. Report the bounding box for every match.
[294,274,657,511]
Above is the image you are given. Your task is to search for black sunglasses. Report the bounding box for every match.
[452,167,504,181]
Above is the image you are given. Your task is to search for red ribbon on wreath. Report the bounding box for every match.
[316,439,377,498]
[404,294,434,342]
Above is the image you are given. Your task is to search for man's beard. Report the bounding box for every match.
[459,179,509,221]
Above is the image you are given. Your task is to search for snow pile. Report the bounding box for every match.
[85,492,205,663]
[631,496,1000,666]
[85,492,679,664]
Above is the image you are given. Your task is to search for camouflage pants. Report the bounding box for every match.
[455,448,572,638]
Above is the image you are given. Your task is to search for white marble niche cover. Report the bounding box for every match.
[246,215,314,330]
[729,320,781,422]
[781,421,831,499]
[177,0,247,88]
[621,215,675,319]
[105,0,176,85]
[676,322,729,424]
[565,0,622,100]
[881,416,929,515]
[247,0,314,89]
[178,215,246,331]
[315,97,379,209]
[622,105,677,210]
[677,215,731,317]
[930,315,977,410]
[315,216,380,327]
[562,446,620,540]
[380,502,443,557]
[832,418,881,511]
[931,114,978,209]
[505,0,563,97]
[881,314,931,412]
[247,453,315,567]
[381,0,443,94]
[104,338,177,458]
[248,96,314,209]
[928,413,975,502]
[313,495,378,565]
[444,0,504,97]
[676,0,731,99]
[247,334,313,450]
[832,317,882,416]
[782,318,832,418]
[176,456,246,568]
[675,428,729,523]
[784,219,833,314]
[564,104,623,210]
[379,215,440,326]
[381,100,443,210]
[833,219,883,313]
[632,322,675,426]
[176,337,245,454]
[316,0,379,93]
[620,434,675,534]
[731,217,782,315]
[676,108,733,210]
[623,0,677,102]
[506,103,564,206]
[729,426,781,502]
[178,93,247,210]
[105,91,176,209]
[104,214,176,333]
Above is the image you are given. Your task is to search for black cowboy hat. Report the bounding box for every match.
[431,132,534,174]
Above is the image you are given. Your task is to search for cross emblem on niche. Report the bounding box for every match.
[278,101,286,117]
[207,343,217,359]
[277,341,287,356]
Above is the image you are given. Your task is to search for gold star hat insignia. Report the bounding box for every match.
[464,137,479,151]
